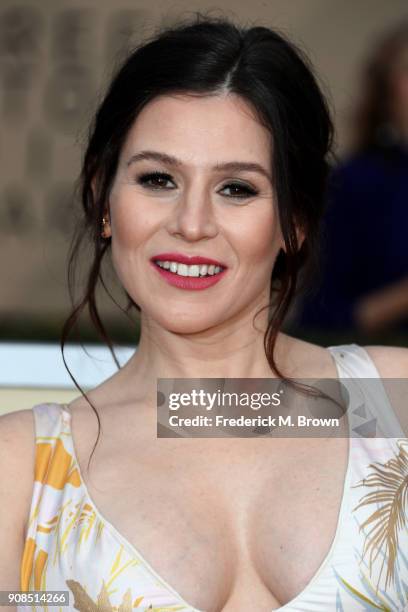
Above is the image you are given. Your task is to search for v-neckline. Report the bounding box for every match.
[60,345,353,611]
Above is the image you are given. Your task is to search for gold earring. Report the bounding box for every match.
[101,216,110,239]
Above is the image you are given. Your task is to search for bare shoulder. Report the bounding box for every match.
[284,334,408,378]
[0,408,35,462]
[362,345,408,378]
[0,408,36,511]
[280,333,338,378]
[361,346,408,436]
[0,406,35,432]
[0,409,36,589]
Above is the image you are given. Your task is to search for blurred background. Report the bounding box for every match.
[1,0,407,411]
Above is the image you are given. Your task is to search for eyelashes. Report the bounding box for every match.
[134,170,259,200]
[136,171,175,190]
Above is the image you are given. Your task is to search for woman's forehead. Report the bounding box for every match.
[121,93,273,165]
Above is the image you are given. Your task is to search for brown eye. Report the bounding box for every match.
[135,172,258,201]
[136,171,176,189]
[220,182,258,199]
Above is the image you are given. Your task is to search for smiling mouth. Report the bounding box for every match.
[153,260,225,277]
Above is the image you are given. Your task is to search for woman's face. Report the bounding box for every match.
[106,93,285,334]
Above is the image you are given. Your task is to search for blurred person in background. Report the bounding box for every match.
[293,20,408,340]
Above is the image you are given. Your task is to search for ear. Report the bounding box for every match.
[91,176,112,239]
[101,210,112,239]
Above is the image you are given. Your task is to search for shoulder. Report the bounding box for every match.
[0,409,36,588]
[280,334,339,378]
[0,408,36,500]
[0,407,35,451]
[362,345,408,378]
[283,335,408,378]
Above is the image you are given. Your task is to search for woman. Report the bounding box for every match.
[294,20,408,338]
[1,14,407,612]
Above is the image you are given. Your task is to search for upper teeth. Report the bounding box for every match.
[154,260,224,277]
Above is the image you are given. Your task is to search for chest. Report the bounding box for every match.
[76,432,350,611]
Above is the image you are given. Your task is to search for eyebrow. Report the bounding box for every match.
[126,150,272,182]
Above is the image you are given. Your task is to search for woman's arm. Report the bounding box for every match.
[0,410,35,598]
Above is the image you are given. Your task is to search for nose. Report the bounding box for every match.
[166,181,218,242]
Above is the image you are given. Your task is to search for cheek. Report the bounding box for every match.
[109,184,165,258]
[110,191,148,247]
[229,206,280,267]
[108,189,157,292]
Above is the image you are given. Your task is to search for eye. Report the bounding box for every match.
[135,171,259,201]
[220,182,259,200]
[136,171,176,190]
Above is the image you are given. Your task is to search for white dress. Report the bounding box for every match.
[18,344,408,611]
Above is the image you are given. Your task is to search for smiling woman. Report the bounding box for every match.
[1,11,408,612]
[105,92,284,313]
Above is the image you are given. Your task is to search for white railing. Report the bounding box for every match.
[0,342,136,389]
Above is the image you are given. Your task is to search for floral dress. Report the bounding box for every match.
[19,344,408,611]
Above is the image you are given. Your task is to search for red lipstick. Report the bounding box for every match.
[150,252,228,291]
[151,252,226,267]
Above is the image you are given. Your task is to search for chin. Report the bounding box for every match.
[153,311,223,335]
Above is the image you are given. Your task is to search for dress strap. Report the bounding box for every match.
[30,402,82,490]
[61,402,71,415]
[31,402,65,439]
[327,343,381,377]
[327,344,405,438]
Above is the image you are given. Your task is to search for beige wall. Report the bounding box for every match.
[0,388,82,415]
[1,0,407,321]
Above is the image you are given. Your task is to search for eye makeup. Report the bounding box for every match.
[134,170,260,201]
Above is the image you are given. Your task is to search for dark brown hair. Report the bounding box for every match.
[61,12,336,474]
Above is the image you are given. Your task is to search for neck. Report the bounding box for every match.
[119,300,295,404]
